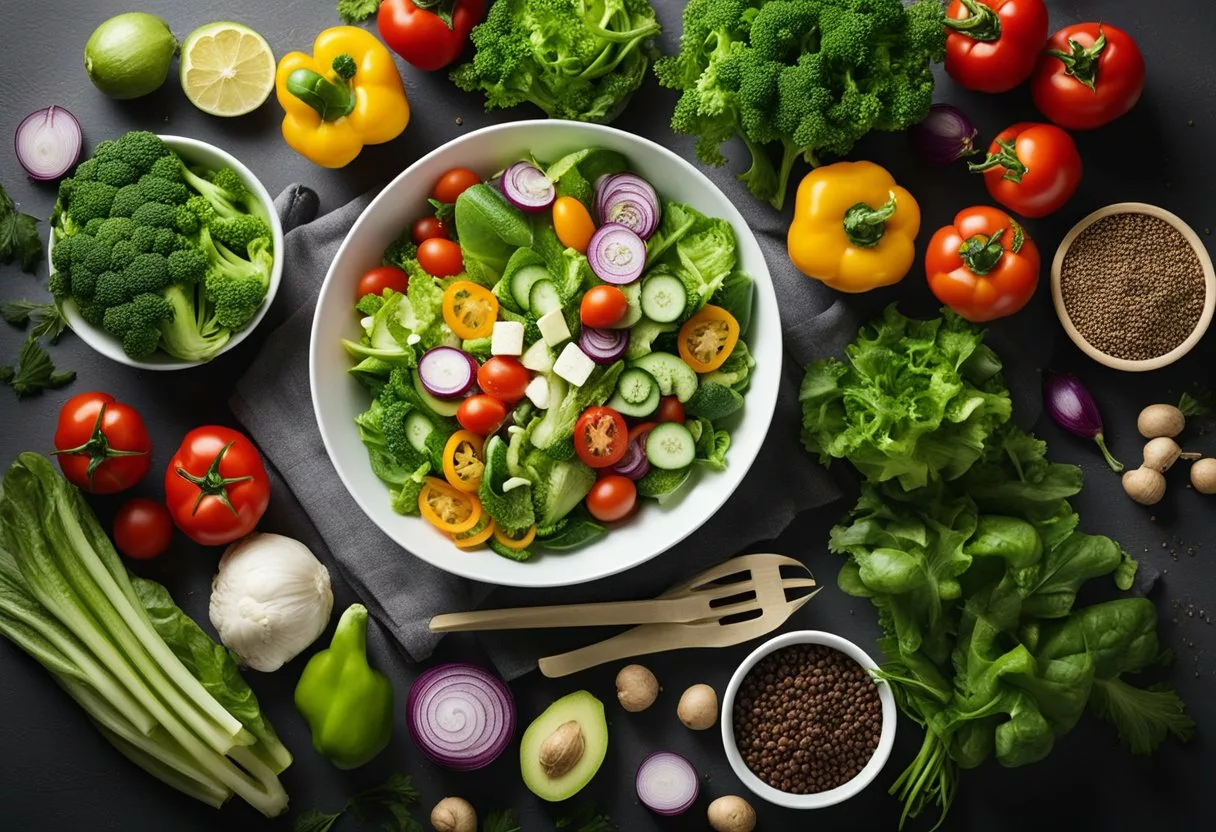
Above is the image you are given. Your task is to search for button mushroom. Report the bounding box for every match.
[677,683,718,730]
[708,795,757,832]
[615,664,660,712]
[430,797,476,832]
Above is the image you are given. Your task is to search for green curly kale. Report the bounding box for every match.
[656,0,945,208]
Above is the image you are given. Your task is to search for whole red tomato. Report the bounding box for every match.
[969,122,1082,218]
[164,426,270,547]
[925,206,1042,323]
[945,0,1049,93]
[1032,23,1145,130]
[53,392,151,494]
[378,0,484,72]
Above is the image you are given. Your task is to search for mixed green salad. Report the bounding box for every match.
[342,148,756,561]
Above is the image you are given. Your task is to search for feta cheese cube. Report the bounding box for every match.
[491,321,525,356]
[553,343,595,387]
[537,308,571,346]
[525,375,552,409]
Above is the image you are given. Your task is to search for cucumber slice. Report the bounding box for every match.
[609,282,643,330]
[510,264,551,310]
[640,272,686,323]
[521,339,554,372]
[644,422,696,470]
[405,411,434,453]
[411,369,461,417]
[607,368,660,418]
[529,279,562,317]
[631,352,698,403]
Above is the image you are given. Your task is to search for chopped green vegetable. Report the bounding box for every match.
[1,299,68,343]
[336,0,382,24]
[293,772,421,832]
[1,337,75,397]
[0,182,43,273]
[480,436,536,534]
[525,449,596,529]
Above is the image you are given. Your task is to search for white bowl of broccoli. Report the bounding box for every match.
[48,133,283,370]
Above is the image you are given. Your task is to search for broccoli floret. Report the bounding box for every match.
[203,233,273,330]
[84,218,105,236]
[102,292,174,359]
[210,215,272,256]
[130,201,180,229]
[158,284,232,362]
[383,235,418,270]
[136,173,190,206]
[94,160,139,188]
[109,184,143,218]
[51,233,77,273]
[94,254,173,306]
[175,204,202,236]
[93,131,172,176]
[167,247,208,285]
[94,217,138,247]
[77,299,107,327]
[176,159,255,219]
[48,268,70,299]
[66,181,118,228]
[70,267,102,300]
[149,154,184,182]
[130,226,157,253]
[152,228,185,256]
[110,240,137,270]
[72,159,98,182]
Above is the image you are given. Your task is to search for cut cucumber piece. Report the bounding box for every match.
[510,264,551,310]
[521,339,554,372]
[607,368,660,418]
[640,272,686,324]
[644,422,696,470]
[404,411,434,453]
[609,282,643,330]
[529,279,562,317]
[630,352,698,403]
[411,369,461,417]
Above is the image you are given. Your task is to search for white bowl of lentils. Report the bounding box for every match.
[1051,202,1215,371]
[721,630,897,810]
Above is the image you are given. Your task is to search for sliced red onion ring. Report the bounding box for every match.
[587,223,646,285]
[611,436,650,480]
[406,663,516,771]
[419,346,476,399]
[636,751,699,815]
[499,161,555,213]
[578,326,628,364]
[15,106,82,181]
[595,173,660,239]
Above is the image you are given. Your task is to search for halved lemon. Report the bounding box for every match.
[180,22,275,117]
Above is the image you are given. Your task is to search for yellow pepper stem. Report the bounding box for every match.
[842,191,898,249]
[286,54,358,122]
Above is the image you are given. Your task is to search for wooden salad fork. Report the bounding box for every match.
[428,553,817,633]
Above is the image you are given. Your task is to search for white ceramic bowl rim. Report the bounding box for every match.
[308,120,782,587]
[53,134,284,371]
[720,630,898,810]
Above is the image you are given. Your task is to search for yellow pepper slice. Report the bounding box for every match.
[442,430,485,494]
[493,524,537,551]
[418,477,481,535]
[678,305,740,373]
[451,515,495,549]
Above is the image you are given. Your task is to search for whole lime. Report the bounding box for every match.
[84,13,178,100]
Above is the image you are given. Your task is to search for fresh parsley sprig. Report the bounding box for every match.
[0,183,42,274]
[0,337,74,397]
[294,773,423,832]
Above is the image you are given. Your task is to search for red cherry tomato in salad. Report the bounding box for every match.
[586,475,637,523]
[628,421,658,445]
[113,498,173,560]
[357,265,409,299]
[432,168,482,204]
[457,394,508,436]
[944,0,1049,94]
[418,238,464,277]
[53,392,151,494]
[411,216,448,245]
[164,427,270,547]
[971,122,1082,218]
[477,356,530,405]
[378,0,484,72]
[580,285,628,328]
[657,396,685,424]
[1031,23,1145,130]
[574,406,628,469]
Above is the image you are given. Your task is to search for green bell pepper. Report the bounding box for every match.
[294,603,394,769]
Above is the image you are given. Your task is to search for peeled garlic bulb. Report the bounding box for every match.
[209,533,333,672]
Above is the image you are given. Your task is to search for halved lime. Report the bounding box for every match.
[180,22,275,117]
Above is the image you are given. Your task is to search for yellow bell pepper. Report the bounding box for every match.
[786,161,920,293]
[275,27,409,169]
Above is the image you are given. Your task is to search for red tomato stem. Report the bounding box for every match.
[967,138,1028,182]
[50,402,148,487]
[1044,31,1107,91]
[944,0,1002,42]
[175,441,253,517]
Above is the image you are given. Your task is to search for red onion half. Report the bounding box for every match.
[500,161,555,212]
[15,106,82,181]
[406,662,516,771]
[636,751,699,815]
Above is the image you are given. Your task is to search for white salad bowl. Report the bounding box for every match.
[52,134,284,371]
[310,120,781,588]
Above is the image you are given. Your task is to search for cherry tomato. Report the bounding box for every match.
[432,168,482,204]
[477,356,530,405]
[457,394,508,436]
[925,205,1042,323]
[580,285,628,328]
[378,0,484,72]
[970,123,1082,218]
[657,396,685,424]
[586,475,637,523]
[418,238,464,278]
[553,196,596,253]
[113,498,173,560]
[411,216,448,245]
[357,265,409,300]
[53,392,151,494]
[1032,23,1145,130]
[574,406,628,469]
[945,0,1049,93]
[164,426,270,547]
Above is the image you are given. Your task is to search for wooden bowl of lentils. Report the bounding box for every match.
[1051,202,1216,371]
[720,631,896,810]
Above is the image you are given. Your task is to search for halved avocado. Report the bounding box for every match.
[520,690,608,802]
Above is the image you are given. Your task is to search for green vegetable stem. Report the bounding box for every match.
[295,603,395,770]
[286,55,358,121]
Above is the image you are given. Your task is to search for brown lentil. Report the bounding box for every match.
[1060,212,1205,361]
[732,644,881,795]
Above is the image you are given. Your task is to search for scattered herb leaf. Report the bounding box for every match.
[1178,386,1215,417]
[1,299,67,343]
[0,183,43,273]
[292,774,422,832]
[1,337,74,397]
[337,0,382,24]
[556,805,618,832]
[1090,678,1196,754]
[483,809,521,832]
